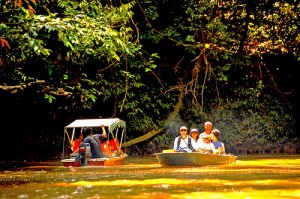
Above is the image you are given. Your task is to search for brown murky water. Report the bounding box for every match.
[0,154,299,198]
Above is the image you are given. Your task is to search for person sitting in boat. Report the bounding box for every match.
[72,130,83,152]
[190,128,208,153]
[174,126,200,152]
[91,125,107,150]
[198,134,217,154]
[190,128,200,142]
[71,126,107,158]
[211,128,226,155]
[199,121,213,140]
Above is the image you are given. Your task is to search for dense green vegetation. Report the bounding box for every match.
[0,0,299,160]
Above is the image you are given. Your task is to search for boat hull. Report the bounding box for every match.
[62,155,127,167]
[155,152,237,166]
[88,155,127,166]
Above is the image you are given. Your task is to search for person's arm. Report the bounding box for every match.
[221,142,226,154]
[197,139,205,151]
[94,134,106,142]
[93,125,107,140]
[173,137,178,151]
[101,125,107,138]
[191,138,200,152]
[210,143,221,154]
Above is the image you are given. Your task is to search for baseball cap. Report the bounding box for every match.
[180,126,187,131]
[190,128,199,133]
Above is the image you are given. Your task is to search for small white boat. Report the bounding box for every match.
[155,150,237,166]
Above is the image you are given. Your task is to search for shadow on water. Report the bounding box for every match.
[0,154,299,199]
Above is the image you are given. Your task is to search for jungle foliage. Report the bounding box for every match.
[0,0,299,159]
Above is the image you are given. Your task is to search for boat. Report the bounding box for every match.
[61,118,127,167]
[155,150,237,166]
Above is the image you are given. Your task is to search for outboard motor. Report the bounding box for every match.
[79,143,91,166]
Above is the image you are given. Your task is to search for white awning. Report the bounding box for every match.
[65,118,125,128]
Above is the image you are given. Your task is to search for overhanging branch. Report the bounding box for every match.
[0,80,73,96]
[122,88,185,147]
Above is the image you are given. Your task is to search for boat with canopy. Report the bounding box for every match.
[61,118,127,167]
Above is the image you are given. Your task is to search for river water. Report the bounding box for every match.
[0,154,299,199]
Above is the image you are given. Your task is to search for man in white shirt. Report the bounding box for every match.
[199,121,213,140]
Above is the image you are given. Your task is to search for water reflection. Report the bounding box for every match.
[0,154,299,198]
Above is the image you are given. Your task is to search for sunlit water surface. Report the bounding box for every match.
[0,154,299,199]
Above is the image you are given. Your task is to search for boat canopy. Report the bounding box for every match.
[62,118,126,159]
[65,118,126,132]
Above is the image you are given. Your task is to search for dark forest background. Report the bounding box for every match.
[0,0,299,160]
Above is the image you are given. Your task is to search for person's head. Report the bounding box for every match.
[190,128,199,140]
[82,128,93,137]
[179,126,188,138]
[202,134,211,143]
[204,121,213,134]
[211,128,221,141]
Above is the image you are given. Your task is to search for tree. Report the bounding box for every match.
[0,0,298,159]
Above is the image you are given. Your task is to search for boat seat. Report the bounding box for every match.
[109,138,120,151]
[72,140,81,152]
[100,141,112,157]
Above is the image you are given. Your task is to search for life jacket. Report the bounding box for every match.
[176,136,196,152]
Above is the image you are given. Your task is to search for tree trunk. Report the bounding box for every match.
[122,88,185,147]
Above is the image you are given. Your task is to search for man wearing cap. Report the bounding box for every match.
[174,126,200,152]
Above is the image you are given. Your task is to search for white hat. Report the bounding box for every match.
[180,126,187,130]
[190,128,199,133]
[202,134,212,139]
[204,121,212,126]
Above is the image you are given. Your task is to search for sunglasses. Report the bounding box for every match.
[180,129,187,131]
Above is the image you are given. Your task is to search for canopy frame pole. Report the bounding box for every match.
[119,128,125,150]
[62,127,66,159]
